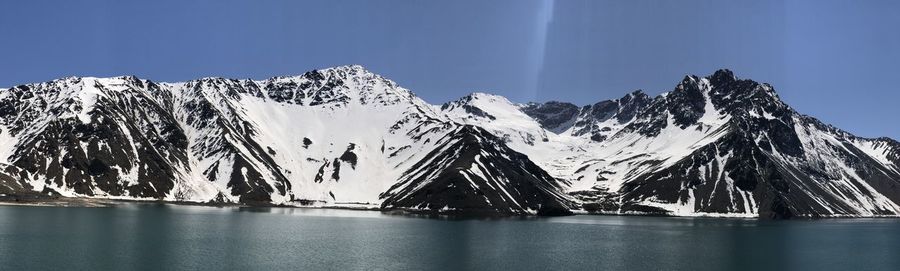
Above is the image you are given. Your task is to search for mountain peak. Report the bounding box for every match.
[265,65,379,85]
[319,64,371,74]
[441,92,530,126]
[467,91,504,99]
[248,64,429,107]
[454,92,513,105]
[709,68,737,85]
[620,90,651,104]
[712,68,735,78]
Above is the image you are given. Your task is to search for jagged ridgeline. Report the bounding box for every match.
[0,66,898,218]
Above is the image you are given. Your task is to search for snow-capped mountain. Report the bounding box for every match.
[459,69,900,218]
[0,65,573,215]
[1,66,897,218]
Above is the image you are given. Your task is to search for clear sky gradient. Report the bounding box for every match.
[1,0,897,139]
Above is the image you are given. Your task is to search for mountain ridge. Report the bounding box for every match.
[0,65,897,218]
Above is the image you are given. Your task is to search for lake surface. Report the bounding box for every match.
[1,204,899,271]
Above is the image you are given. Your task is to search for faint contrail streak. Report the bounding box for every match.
[527,0,554,102]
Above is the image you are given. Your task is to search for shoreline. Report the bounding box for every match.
[3,196,900,220]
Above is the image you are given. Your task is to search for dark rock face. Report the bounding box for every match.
[882,138,900,167]
[621,79,710,137]
[262,69,349,106]
[339,143,358,169]
[570,91,652,141]
[523,91,652,141]
[615,91,653,123]
[380,126,574,216]
[667,77,707,128]
[0,168,31,196]
[521,101,579,132]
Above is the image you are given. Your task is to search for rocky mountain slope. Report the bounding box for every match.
[1,66,897,218]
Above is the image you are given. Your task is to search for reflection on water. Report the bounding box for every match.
[0,203,898,270]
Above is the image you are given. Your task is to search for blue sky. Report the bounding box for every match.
[1,0,898,139]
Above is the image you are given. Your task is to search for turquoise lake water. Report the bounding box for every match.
[1,203,898,270]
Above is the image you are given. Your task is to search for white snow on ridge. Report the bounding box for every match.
[215,67,457,205]
[787,118,900,215]
[440,92,595,181]
[435,78,747,216]
[1,66,898,218]
[851,138,899,173]
[563,80,731,195]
